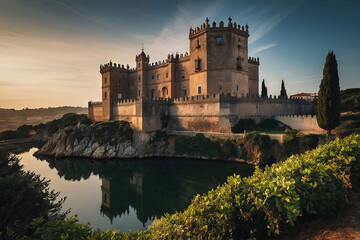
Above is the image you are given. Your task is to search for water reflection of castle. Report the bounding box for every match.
[40,157,253,224]
[100,171,201,224]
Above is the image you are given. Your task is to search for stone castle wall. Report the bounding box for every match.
[88,101,103,121]
[90,94,315,133]
[111,98,169,132]
[275,114,322,131]
[167,94,313,133]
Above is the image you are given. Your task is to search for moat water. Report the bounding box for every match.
[16,147,254,232]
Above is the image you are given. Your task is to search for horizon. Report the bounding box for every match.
[1,0,359,109]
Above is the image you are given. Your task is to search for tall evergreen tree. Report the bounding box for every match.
[316,51,340,135]
[261,79,268,98]
[280,80,287,98]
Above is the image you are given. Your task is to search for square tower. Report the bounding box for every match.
[188,17,257,96]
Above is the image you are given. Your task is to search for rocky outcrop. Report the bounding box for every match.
[35,124,173,159]
[35,122,289,165]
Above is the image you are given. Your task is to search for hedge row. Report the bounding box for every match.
[15,134,360,239]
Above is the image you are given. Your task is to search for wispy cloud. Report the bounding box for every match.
[248,2,298,44]
[53,0,122,32]
[250,42,277,54]
[338,50,360,60]
[134,0,227,62]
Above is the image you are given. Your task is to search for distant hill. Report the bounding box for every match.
[340,88,360,112]
[0,106,87,132]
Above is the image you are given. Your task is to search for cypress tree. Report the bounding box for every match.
[316,51,340,135]
[261,79,268,98]
[280,80,287,98]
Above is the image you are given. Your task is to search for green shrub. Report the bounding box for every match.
[148,134,360,239]
[257,118,283,129]
[244,131,271,148]
[150,130,168,144]
[0,124,34,140]
[0,153,65,238]
[232,118,289,133]
[174,133,223,158]
[232,119,256,133]
[8,135,360,239]
[335,120,360,138]
[93,121,133,145]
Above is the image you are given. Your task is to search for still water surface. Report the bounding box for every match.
[18,147,254,232]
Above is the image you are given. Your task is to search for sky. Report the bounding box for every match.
[0,0,359,109]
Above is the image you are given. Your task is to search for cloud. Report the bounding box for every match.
[133,0,227,62]
[53,0,122,32]
[250,42,277,55]
[248,2,298,44]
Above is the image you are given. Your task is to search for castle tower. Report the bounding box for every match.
[135,51,149,98]
[100,61,113,121]
[188,17,258,96]
[100,61,130,121]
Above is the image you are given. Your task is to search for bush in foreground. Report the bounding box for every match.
[13,134,359,239]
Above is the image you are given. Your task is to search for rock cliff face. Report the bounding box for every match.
[35,124,172,159]
[35,121,286,165]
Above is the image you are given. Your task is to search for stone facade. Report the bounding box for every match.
[88,17,315,132]
[95,17,259,121]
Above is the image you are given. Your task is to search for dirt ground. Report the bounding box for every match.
[282,191,360,240]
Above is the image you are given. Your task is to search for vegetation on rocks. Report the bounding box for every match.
[232,118,288,133]
[174,132,283,165]
[5,134,359,239]
[340,88,360,112]
[92,121,133,144]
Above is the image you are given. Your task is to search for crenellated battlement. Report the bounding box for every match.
[114,97,171,105]
[189,17,249,39]
[100,61,130,72]
[248,56,260,65]
[109,93,309,106]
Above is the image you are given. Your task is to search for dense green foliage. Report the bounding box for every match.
[317,51,341,133]
[282,129,320,156]
[340,88,360,112]
[0,125,33,140]
[232,118,288,133]
[92,121,133,145]
[37,113,92,136]
[0,149,65,238]
[10,134,359,239]
[261,79,268,98]
[335,118,360,138]
[174,133,223,158]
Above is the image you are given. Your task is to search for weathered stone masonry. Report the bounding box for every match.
[88,17,314,132]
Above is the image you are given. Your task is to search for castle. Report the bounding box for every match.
[89,18,314,132]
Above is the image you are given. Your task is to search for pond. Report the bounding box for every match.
[17,147,254,232]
